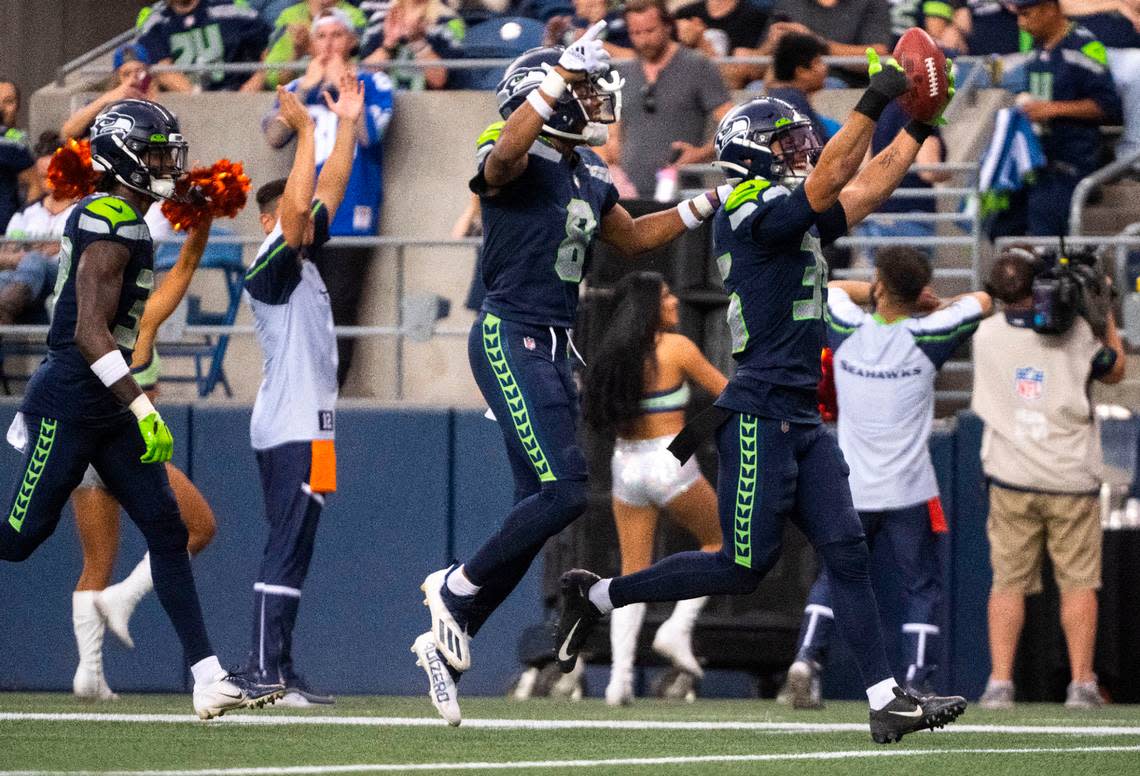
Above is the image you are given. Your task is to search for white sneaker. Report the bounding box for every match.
[276,691,314,708]
[95,585,141,649]
[193,672,285,720]
[421,568,471,672]
[605,668,633,707]
[412,632,462,726]
[979,678,1015,710]
[652,620,703,679]
[73,663,119,702]
[786,660,823,710]
[1065,679,1103,709]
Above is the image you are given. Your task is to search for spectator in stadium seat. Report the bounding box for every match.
[0,132,75,325]
[959,0,1022,53]
[265,8,394,386]
[673,0,769,87]
[1061,0,1140,164]
[0,80,34,234]
[360,0,466,89]
[546,0,634,58]
[972,248,1126,710]
[61,45,160,140]
[260,0,368,89]
[987,0,1121,237]
[135,0,272,93]
[887,0,969,49]
[764,32,837,142]
[771,0,892,84]
[602,0,732,199]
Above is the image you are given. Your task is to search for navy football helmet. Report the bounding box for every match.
[496,47,623,146]
[714,97,822,186]
[90,99,187,200]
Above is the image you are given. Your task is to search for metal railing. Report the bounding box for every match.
[1069,147,1140,236]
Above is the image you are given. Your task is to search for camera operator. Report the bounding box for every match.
[972,246,1125,711]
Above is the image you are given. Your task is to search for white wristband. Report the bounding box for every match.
[526,90,555,121]
[677,199,704,230]
[129,393,157,422]
[538,69,568,101]
[691,192,716,219]
[91,350,130,388]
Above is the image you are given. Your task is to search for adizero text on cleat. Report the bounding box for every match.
[554,569,602,673]
[412,632,462,726]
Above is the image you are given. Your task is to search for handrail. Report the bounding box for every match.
[1069,147,1140,236]
[56,29,135,86]
[73,53,993,79]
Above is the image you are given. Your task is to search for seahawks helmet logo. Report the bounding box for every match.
[92,112,136,139]
[715,116,751,155]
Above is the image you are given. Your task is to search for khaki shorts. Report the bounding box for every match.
[987,484,1102,594]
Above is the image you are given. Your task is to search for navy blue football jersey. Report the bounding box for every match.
[470,122,620,329]
[713,181,847,423]
[21,194,154,424]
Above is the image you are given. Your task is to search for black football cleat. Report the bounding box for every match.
[869,686,966,744]
[554,569,602,673]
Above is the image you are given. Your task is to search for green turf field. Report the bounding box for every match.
[3,693,1140,774]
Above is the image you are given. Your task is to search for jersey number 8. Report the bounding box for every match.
[556,198,597,284]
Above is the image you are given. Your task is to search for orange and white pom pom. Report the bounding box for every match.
[161,159,252,232]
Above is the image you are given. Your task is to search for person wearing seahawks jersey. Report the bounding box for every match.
[0,99,283,720]
[782,248,991,710]
[556,53,970,743]
[413,22,732,727]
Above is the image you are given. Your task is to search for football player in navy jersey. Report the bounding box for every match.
[556,53,970,743]
[412,22,732,726]
[0,99,283,720]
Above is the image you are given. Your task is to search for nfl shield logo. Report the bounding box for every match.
[1015,367,1044,401]
[523,337,536,351]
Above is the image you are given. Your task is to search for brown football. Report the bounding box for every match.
[892,27,950,123]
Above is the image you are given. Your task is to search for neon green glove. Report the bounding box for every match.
[855,49,908,120]
[927,59,957,127]
[138,411,174,464]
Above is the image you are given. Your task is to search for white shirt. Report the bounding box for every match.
[5,199,76,240]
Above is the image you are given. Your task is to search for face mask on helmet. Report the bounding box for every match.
[130,134,187,199]
[715,117,821,187]
[770,124,821,182]
[543,66,624,145]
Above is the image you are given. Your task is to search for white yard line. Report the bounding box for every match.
[3,745,1140,776]
[2,712,1140,737]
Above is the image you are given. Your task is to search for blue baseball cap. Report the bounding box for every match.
[113,43,150,71]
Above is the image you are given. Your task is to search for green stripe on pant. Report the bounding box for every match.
[481,314,557,483]
[8,418,58,532]
[734,414,757,568]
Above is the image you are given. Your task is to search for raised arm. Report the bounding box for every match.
[483,21,609,190]
[274,86,317,249]
[837,126,927,227]
[131,216,213,367]
[314,71,365,222]
[802,50,909,213]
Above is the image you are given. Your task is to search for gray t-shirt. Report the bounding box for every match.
[617,46,730,197]
[772,0,891,48]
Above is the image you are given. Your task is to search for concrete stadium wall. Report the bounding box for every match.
[0,399,995,698]
[25,87,1009,407]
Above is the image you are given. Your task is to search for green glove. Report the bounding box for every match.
[138,411,174,464]
[855,49,908,120]
[927,59,957,127]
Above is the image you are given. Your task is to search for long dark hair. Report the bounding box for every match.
[583,271,665,436]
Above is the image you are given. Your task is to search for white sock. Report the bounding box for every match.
[191,655,227,687]
[588,578,614,615]
[72,591,106,668]
[609,602,646,673]
[867,677,900,710]
[446,565,480,597]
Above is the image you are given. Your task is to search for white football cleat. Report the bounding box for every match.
[420,568,471,672]
[193,672,285,720]
[73,663,119,702]
[412,632,462,726]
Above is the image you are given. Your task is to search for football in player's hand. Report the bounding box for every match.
[892,27,950,123]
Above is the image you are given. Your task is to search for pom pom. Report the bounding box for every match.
[817,347,837,423]
[161,159,252,232]
[47,139,99,200]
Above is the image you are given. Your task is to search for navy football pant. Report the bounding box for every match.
[796,501,945,687]
[462,313,588,636]
[1,414,213,663]
[248,441,325,680]
[609,414,894,688]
